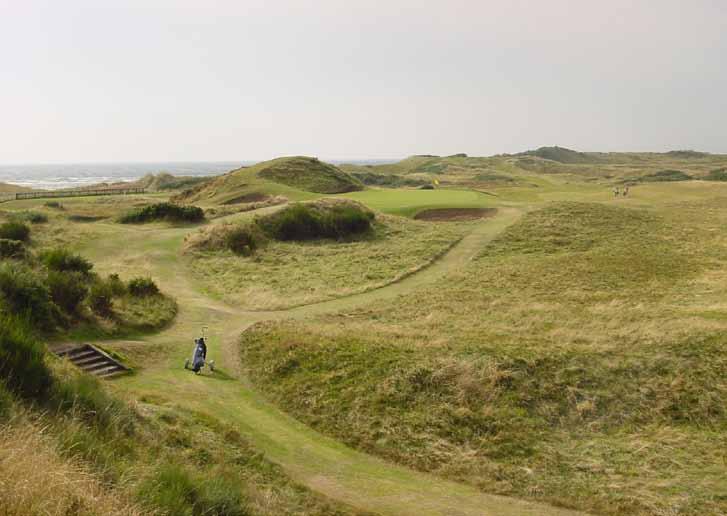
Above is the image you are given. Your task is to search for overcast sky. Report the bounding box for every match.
[1,0,725,163]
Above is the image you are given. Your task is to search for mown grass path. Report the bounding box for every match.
[81,208,588,516]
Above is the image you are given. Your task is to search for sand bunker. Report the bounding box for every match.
[414,208,498,222]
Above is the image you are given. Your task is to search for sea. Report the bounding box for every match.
[0,159,395,191]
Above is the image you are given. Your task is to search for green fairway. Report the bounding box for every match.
[340,188,496,217]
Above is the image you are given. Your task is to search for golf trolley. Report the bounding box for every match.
[184,325,215,375]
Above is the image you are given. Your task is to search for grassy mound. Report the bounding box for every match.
[640,169,692,182]
[257,156,363,194]
[119,202,204,224]
[134,172,212,192]
[175,156,362,205]
[184,207,469,310]
[187,199,374,256]
[238,201,727,515]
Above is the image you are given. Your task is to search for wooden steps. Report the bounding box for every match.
[54,344,130,378]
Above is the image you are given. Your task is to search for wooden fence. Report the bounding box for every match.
[0,187,146,203]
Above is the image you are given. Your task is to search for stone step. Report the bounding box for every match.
[53,344,130,379]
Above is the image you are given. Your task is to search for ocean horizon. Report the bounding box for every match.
[0,159,397,190]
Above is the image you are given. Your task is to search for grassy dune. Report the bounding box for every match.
[175,156,362,205]
[239,199,727,515]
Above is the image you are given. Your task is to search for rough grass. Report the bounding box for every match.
[185,213,470,310]
[239,201,727,515]
[0,414,144,516]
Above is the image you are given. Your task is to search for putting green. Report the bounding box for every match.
[340,188,497,217]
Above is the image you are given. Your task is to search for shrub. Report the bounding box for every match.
[320,203,375,239]
[257,201,374,241]
[127,277,159,297]
[40,248,93,275]
[0,239,25,259]
[225,224,265,256]
[0,221,30,242]
[47,271,88,315]
[257,203,323,241]
[640,169,692,182]
[705,168,727,181]
[105,273,127,297]
[0,314,52,399]
[119,202,204,224]
[12,211,48,224]
[88,282,114,316]
[0,263,58,330]
[44,201,63,209]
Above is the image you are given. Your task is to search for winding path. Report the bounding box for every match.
[82,208,587,516]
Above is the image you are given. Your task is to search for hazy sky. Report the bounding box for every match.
[1,0,725,163]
